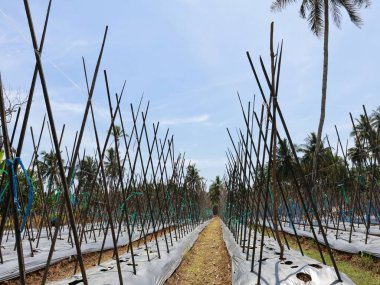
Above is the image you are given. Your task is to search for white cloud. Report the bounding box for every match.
[160,114,209,125]
[50,101,85,113]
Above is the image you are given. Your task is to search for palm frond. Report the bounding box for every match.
[352,0,371,8]
[271,0,298,11]
[330,0,342,28]
[339,0,363,26]
[308,0,324,36]
[299,0,311,18]
[274,0,368,37]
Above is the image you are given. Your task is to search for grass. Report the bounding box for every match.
[284,233,380,285]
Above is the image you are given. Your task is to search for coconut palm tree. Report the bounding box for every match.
[352,115,373,141]
[277,138,295,181]
[185,164,202,187]
[37,150,65,210]
[183,164,204,222]
[38,150,63,189]
[351,113,379,162]
[185,164,205,203]
[370,106,380,162]
[371,106,380,130]
[112,125,123,137]
[299,132,319,173]
[77,156,98,189]
[348,142,366,166]
[271,0,370,180]
[111,125,125,146]
[209,176,222,214]
[104,147,118,181]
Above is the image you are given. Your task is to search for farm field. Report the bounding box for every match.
[1,1,379,284]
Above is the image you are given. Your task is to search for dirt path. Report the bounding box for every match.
[166,217,231,285]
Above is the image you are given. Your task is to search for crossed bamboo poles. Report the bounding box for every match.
[0,1,208,284]
[224,23,380,285]
[223,23,343,284]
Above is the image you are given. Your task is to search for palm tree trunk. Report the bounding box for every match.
[312,0,329,182]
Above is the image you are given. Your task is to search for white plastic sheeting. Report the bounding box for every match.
[222,221,355,285]
[50,221,209,285]
[0,224,157,282]
[282,224,380,258]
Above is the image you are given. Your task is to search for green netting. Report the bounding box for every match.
[338,184,349,204]
[130,211,137,234]
[358,175,366,188]
[268,186,273,204]
[82,192,89,209]
[0,181,9,203]
[126,191,142,202]
[324,193,329,208]
[0,168,9,203]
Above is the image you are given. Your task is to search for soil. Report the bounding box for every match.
[165,217,231,285]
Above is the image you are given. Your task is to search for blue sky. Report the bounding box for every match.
[0,1,379,185]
